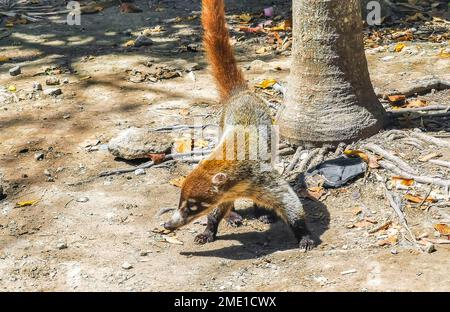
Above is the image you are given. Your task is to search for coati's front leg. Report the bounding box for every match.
[194,202,233,245]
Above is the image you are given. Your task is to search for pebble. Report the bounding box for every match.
[56,240,67,250]
[424,244,435,254]
[46,77,60,85]
[76,197,89,203]
[390,248,398,255]
[9,66,21,76]
[33,82,42,91]
[62,78,69,84]
[134,35,153,47]
[43,88,62,96]
[380,55,395,62]
[34,152,44,161]
[121,262,133,270]
[134,168,146,176]
[43,169,51,177]
[340,269,357,275]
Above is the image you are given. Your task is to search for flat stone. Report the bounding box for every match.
[46,77,60,85]
[33,82,42,91]
[43,88,62,96]
[134,35,153,47]
[108,127,172,160]
[9,66,21,76]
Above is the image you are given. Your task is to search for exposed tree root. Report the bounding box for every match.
[428,159,450,169]
[364,143,418,175]
[285,146,304,174]
[410,131,450,149]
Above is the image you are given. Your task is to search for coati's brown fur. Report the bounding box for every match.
[164,0,314,250]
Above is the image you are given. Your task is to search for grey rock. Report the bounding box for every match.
[45,77,60,86]
[34,152,44,161]
[108,127,172,160]
[44,88,62,96]
[76,197,89,203]
[424,244,436,254]
[121,262,133,270]
[56,240,67,250]
[9,66,21,76]
[33,82,42,91]
[134,168,146,176]
[134,35,153,47]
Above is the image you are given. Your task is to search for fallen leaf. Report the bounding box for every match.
[418,152,441,162]
[194,139,209,149]
[123,40,135,47]
[352,207,362,215]
[299,186,326,201]
[439,49,450,58]
[81,4,104,14]
[169,177,185,188]
[434,224,450,236]
[152,227,171,235]
[256,79,277,89]
[120,3,142,13]
[394,42,406,52]
[377,235,398,246]
[174,138,191,153]
[391,176,414,186]
[354,220,373,228]
[344,149,369,162]
[148,153,165,164]
[256,47,269,54]
[0,56,9,62]
[368,155,382,169]
[387,95,406,106]
[238,13,252,23]
[8,85,16,92]
[164,235,184,245]
[15,200,38,207]
[405,99,427,108]
[404,194,436,204]
[239,25,264,33]
[187,15,198,21]
[79,76,92,81]
[270,19,292,31]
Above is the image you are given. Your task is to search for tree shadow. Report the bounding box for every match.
[180,197,330,260]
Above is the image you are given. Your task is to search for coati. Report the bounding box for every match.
[164,0,314,250]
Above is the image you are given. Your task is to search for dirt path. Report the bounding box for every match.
[0,0,449,291]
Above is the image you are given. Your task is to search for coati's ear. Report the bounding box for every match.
[212,172,227,185]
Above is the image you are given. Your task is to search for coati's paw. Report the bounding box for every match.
[258,214,276,224]
[226,211,243,227]
[194,232,215,245]
[298,235,315,251]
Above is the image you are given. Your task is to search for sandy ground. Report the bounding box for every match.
[0,0,449,291]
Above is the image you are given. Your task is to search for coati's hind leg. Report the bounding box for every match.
[194,202,233,245]
[225,208,243,227]
[251,173,315,251]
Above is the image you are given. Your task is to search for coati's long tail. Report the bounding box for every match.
[202,0,247,101]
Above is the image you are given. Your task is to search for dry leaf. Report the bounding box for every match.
[174,138,191,153]
[0,56,9,62]
[239,26,264,33]
[434,224,450,236]
[299,186,325,201]
[405,99,427,108]
[148,153,165,164]
[152,227,171,234]
[257,79,277,89]
[404,194,436,204]
[439,49,450,58]
[394,42,406,52]
[354,220,373,228]
[15,200,38,207]
[256,47,269,54]
[418,152,441,162]
[169,177,185,188]
[270,20,291,31]
[120,3,142,13]
[344,149,369,162]
[238,13,252,23]
[387,95,406,106]
[368,155,382,169]
[79,76,92,81]
[81,4,104,14]
[194,139,209,149]
[123,40,135,47]
[377,235,398,246]
[164,235,184,245]
[391,176,414,186]
[8,85,16,92]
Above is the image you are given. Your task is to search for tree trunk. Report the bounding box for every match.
[277,0,386,147]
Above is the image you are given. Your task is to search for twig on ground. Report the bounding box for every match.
[364,143,418,175]
[410,131,450,149]
[428,159,450,169]
[151,124,212,132]
[388,105,450,114]
[418,187,433,210]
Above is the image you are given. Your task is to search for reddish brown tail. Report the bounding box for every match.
[202,0,247,101]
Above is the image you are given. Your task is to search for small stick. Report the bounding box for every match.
[364,143,418,175]
[379,160,450,188]
[418,187,433,210]
[285,146,304,173]
[151,124,212,132]
[99,161,154,177]
[368,220,392,234]
[388,105,450,114]
[429,159,450,169]
[410,131,450,149]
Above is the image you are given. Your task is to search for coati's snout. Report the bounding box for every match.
[164,171,229,231]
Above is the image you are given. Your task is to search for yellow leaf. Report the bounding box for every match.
[123,40,135,47]
[238,13,252,23]
[256,47,268,54]
[434,224,450,236]
[387,95,406,106]
[377,235,398,246]
[270,20,292,31]
[194,139,209,149]
[173,138,191,153]
[169,177,185,188]
[8,85,16,92]
[439,49,450,58]
[405,99,427,108]
[344,149,369,162]
[394,43,406,52]
[391,176,414,186]
[15,200,38,207]
[256,79,277,89]
[0,56,9,62]
[5,22,14,27]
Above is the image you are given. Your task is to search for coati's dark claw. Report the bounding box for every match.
[194,232,216,244]
[226,211,243,227]
[298,235,315,251]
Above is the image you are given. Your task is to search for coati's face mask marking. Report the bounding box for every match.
[163,172,228,231]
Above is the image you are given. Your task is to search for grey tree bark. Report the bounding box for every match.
[277,0,386,147]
